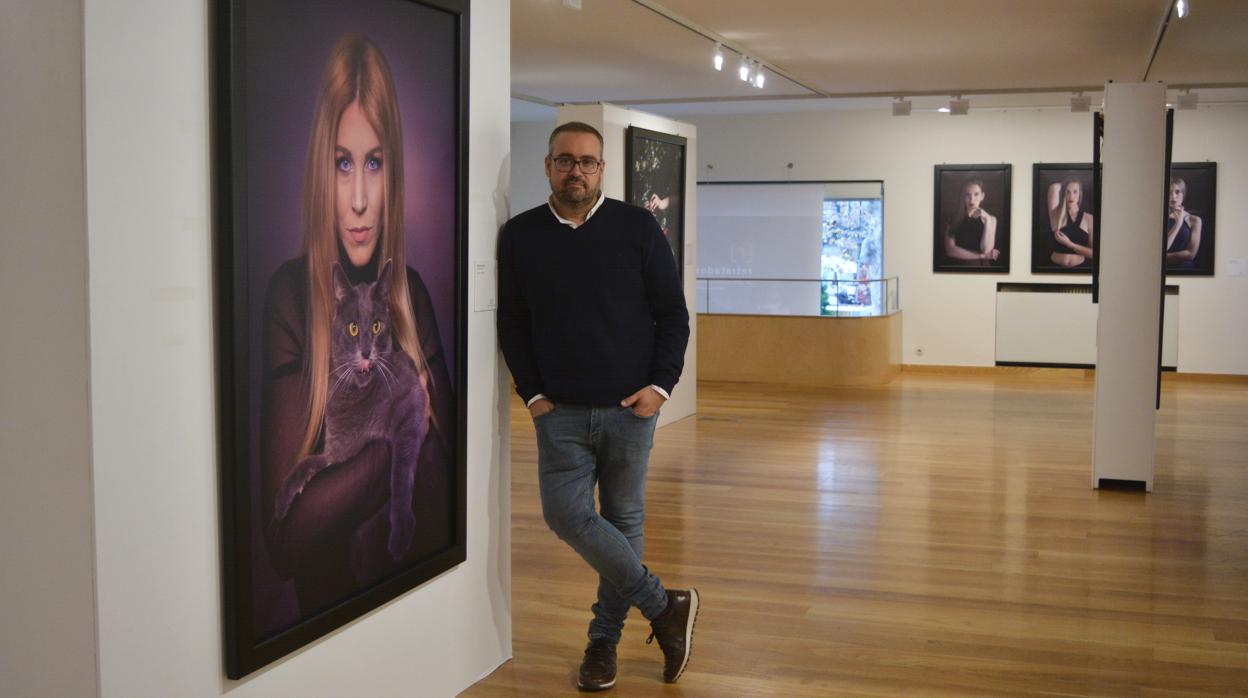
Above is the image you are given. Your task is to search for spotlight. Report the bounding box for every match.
[1070,93,1091,112]
[713,42,724,71]
[1177,90,1199,110]
[754,65,766,88]
[948,96,970,115]
[739,56,750,82]
[892,98,911,116]
[1175,0,1189,18]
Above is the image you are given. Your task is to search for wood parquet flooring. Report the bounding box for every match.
[463,373,1248,697]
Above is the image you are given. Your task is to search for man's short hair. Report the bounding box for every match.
[548,121,604,154]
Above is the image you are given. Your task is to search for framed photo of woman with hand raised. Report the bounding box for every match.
[932,164,1011,273]
[214,0,469,679]
[1165,162,1216,276]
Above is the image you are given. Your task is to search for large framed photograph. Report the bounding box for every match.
[625,126,687,278]
[214,0,468,678]
[1166,162,1216,276]
[933,164,1011,273]
[1031,164,1096,275]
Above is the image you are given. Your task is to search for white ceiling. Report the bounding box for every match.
[511,0,1248,118]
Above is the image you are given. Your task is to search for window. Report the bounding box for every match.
[697,180,885,316]
[821,197,883,315]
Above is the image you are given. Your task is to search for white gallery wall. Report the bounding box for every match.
[682,104,1247,375]
[1,1,509,697]
[510,119,557,213]
[1,1,99,696]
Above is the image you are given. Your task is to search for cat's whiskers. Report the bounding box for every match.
[372,357,397,397]
[328,368,354,399]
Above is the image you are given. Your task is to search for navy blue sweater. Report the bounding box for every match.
[497,198,690,406]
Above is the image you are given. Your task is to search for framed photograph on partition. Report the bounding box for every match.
[1166,162,1216,276]
[1031,164,1096,274]
[214,0,468,678]
[933,164,1011,273]
[625,126,687,278]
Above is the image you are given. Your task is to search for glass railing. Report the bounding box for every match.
[696,277,900,317]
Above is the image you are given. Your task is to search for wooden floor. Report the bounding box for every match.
[464,373,1248,697]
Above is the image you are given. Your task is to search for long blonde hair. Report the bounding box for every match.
[299,34,430,458]
[1056,177,1083,231]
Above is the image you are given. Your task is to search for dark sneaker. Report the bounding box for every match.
[577,638,617,692]
[646,588,700,683]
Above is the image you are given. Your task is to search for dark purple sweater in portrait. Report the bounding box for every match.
[497,198,690,406]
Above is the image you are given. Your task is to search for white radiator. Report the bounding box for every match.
[995,284,1178,369]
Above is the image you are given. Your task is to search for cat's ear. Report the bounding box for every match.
[377,258,395,297]
[331,263,351,304]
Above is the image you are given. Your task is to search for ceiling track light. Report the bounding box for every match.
[1177,90,1199,110]
[1175,0,1189,19]
[712,42,724,71]
[754,66,766,88]
[739,56,751,82]
[949,96,970,115]
[1070,92,1091,112]
[892,97,911,116]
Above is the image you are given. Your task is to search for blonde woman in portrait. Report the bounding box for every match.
[1047,177,1094,267]
[260,34,454,615]
[944,178,1000,265]
[1165,176,1202,270]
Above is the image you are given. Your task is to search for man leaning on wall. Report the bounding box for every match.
[497,121,696,692]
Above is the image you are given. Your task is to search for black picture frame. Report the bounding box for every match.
[1166,162,1216,276]
[932,164,1011,273]
[214,0,469,679]
[625,126,687,279]
[1031,163,1097,275]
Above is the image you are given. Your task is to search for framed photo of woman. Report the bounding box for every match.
[625,126,687,280]
[932,164,1011,273]
[1166,162,1216,276]
[214,0,469,678]
[1031,164,1096,275]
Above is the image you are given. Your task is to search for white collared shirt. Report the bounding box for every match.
[547,191,606,229]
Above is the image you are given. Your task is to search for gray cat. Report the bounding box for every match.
[273,259,428,562]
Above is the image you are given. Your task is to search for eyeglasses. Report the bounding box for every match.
[550,156,602,174]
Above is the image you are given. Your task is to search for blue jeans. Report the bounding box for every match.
[533,404,668,644]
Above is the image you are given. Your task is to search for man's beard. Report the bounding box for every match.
[554,178,600,207]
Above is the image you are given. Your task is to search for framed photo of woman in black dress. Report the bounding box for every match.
[932,164,1011,273]
[214,0,469,678]
[1166,162,1216,276]
[625,126,687,280]
[1031,164,1096,274]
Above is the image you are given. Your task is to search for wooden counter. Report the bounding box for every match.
[696,311,902,387]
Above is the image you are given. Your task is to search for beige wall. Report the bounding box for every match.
[0,1,100,697]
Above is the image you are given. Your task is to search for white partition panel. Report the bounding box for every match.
[1092,82,1167,491]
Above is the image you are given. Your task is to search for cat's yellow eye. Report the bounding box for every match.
[372,320,382,335]
[348,322,359,337]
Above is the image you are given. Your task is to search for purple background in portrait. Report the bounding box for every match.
[241,0,458,637]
